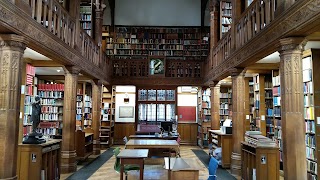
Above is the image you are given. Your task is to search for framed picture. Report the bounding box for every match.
[119,106,134,118]
[149,56,165,76]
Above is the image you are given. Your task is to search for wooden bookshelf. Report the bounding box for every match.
[198,87,211,148]
[100,85,115,148]
[302,49,320,180]
[83,83,93,129]
[220,86,232,125]
[253,74,267,136]
[75,129,94,160]
[17,140,62,180]
[80,0,93,36]
[103,26,209,61]
[272,69,283,169]
[22,64,36,139]
[220,0,232,38]
[37,81,64,137]
[264,75,273,139]
[209,130,232,168]
[241,141,279,180]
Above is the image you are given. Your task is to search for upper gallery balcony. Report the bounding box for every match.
[0,0,111,83]
[204,0,320,84]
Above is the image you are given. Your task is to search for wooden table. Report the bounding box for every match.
[117,149,149,180]
[129,134,179,140]
[164,157,201,180]
[125,139,180,156]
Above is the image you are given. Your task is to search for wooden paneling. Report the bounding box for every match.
[114,122,136,144]
[178,123,198,145]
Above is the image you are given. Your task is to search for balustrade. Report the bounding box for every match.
[24,0,109,74]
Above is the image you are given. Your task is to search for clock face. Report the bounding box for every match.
[150,58,164,75]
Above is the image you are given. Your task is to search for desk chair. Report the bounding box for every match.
[113,147,140,180]
[208,157,219,180]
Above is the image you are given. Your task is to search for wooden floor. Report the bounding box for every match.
[61,145,209,180]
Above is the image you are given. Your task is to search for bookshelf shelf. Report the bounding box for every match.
[198,87,211,148]
[100,85,115,148]
[302,49,320,180]
[220,0,232,38]
[102,26,209,61]
[220,87,232,126]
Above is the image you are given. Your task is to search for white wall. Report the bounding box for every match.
[115,86,136,123]
[177,94,198,106]
[115,0,201,26]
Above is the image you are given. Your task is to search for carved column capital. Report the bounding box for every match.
[91,79,103,86]
[229,68,245,77]
[279,37,307,53]
[63,66,81,75]
[209,81,220,88]
[0,34,27,51]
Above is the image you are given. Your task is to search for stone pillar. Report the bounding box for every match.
[210,0,219,47]
[91,79,102,155]
[230,68,245,177]
[0,34,26,180]
[279,37,307,180]
[210,81,220,130]
[61,66,80,173]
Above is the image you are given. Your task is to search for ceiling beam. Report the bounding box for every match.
[245,63,280,70]
[37,75,92,81]
[23,59,64,67]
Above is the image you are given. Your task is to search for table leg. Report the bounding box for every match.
[140,160,144,180]
[120,164,124,180]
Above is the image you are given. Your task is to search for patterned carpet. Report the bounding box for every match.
[61,145,235,180]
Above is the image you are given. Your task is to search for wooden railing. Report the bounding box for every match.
[235,0,276,49]
[112,59,203,78]
[25,0,109,75]
[166,60,202,78]
[29,0,76,48]
[209,31,232,70]
[113,59,149,77]
[79,30,100,67]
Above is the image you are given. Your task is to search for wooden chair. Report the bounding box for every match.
[113,147,140,180]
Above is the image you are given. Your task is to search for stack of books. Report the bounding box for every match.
[245,131,277,147]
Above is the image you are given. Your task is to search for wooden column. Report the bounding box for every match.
[279,37,307,180]
[91,79,102,155]
[61,66,80,174]
[210,0,219,47]
[230,68,246,177]
[0,34,26,180]
[210,81,220,130]
[94,0,105,45]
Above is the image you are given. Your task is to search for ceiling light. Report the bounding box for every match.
[57,69,61,72]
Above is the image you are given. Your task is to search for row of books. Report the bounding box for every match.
[244,131,277,147]
[39,91,64,99]
[37,127,60,136]
[220,109,229,115]
[272,76,281,86]
[306,121,316,133]
[41,106,63,114]
[24,105,32,115]
[304,82,313,94]
[38,84,64,91]
[220,103,229,109]
[80,14,91,21]
[274,107,281,117]
[77,102,83,108]
[40,114,63,121]
[304,94,314,107]
[272,86,281,96]
[203,109,211,115]
[83,119,92,126]
[81,22,92,29]
[202,101,210,108]
[307,159,317,175]
[306,146,316,160]
[273,97,281,106]
[306,134,316,148]
[40,99,63,106]
[26,63,36,76]
[39,121,60,128]
[304,107,315,120]
[220,93,231,98]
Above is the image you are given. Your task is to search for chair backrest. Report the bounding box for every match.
[113,147,121,172]
[208,157,219,180]
[123,136,128,144]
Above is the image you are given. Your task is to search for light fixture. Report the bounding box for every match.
[57,69,61,72]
